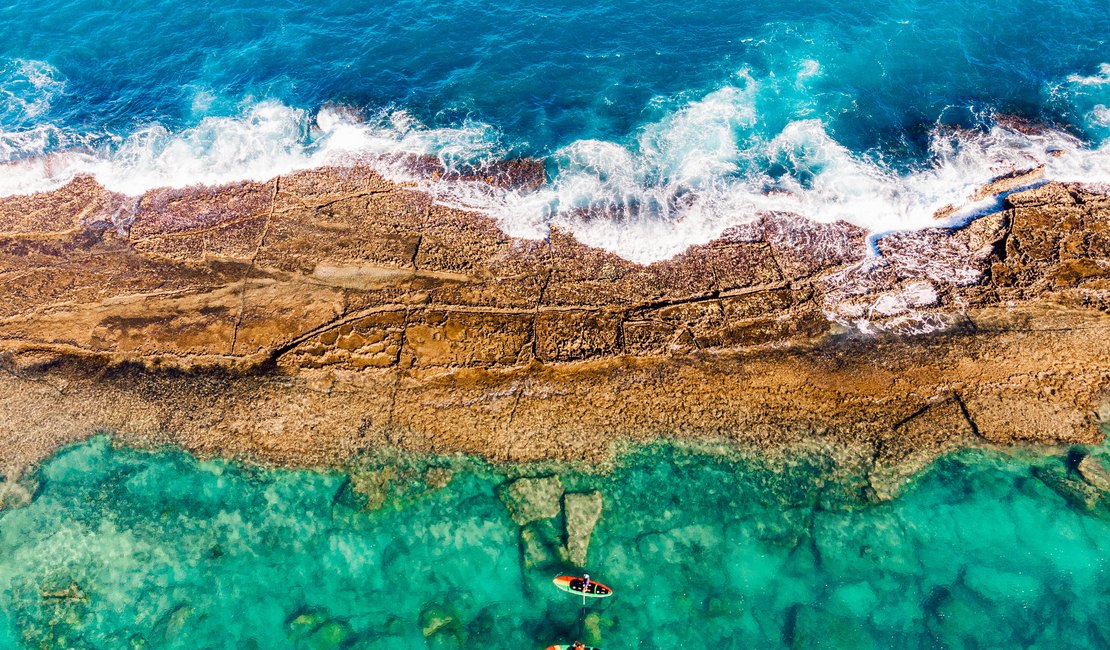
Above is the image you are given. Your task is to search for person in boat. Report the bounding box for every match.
[581,573,590,593]
[572,642,587,650]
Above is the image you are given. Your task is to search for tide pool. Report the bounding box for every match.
[1,437,1108,649]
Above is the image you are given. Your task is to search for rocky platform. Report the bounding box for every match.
[0,165,1108,489]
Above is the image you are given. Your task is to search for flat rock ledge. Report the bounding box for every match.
[0,165,1108,489]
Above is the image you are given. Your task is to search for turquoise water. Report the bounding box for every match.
[2,437,1109,649]
[4,5,1110,647]
[1,0,1108,150]
[2,1,1110,258]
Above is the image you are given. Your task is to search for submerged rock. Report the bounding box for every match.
[419,605,463,642]
[520,518,563,569]
[497,476,564,526]
[0,480,34,511]
[347,464,455,511]
[152,604,192,643]
[39,582,86,602]
[287,609,329,637]
[305,621,354,650]
[582,611,607,646]
[563,491,604,567]
[286,607,353,650]
[348,467,398,510]
[1032,465,1110,518]
[1077,455,1110,492]
[22,582,92,650]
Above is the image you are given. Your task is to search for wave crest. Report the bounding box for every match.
[1,64,1110,262]
[0,102,504,197]
[434,95,1110,262]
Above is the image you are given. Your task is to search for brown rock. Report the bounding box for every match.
[970,166,1044,202]
[0,166,1106,479]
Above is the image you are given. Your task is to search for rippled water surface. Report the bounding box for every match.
[4,5,1110,648]
[2,0,1108,148]
[2,1,1109,258]
[2,438,1108,648]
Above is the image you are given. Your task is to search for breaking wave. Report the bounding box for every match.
[2,62,1110,263]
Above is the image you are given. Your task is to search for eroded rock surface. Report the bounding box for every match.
[564,491,604,568]
[0,165,1107,484]
[1077,455,1110,492]
[498,476,564,526]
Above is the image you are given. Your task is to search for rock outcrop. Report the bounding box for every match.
[499,477,604,568]
[564,491,604,568]
[0,164,1107,484]
[1077,454,1110,492]
[497,476,564,526]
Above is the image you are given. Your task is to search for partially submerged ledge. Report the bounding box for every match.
[0,165,1108,482]
[5,435,1110,648]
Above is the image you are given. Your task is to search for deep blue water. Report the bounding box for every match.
[2,0,1110,258]
[2,0,1109,150]
[3,7,1110,647]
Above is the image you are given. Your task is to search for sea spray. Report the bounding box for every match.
[4,90,1109,265]
[2,0,1110,262]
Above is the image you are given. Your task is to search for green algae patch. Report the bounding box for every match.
[1,437,1110,648]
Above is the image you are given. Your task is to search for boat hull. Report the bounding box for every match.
[552,575,613,598]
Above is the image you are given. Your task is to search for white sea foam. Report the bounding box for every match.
[2,65,1110,263]
[0,59,70,164]
[434,95,1110,262]
[1066,63,1110,87]
[1092,106,1110,128]
[0,102,503,197]
[0,59,64,122]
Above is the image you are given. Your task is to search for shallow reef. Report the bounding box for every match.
[1,438,1109,649]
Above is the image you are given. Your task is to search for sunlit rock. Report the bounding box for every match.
[563,490,604,567]
[497,476,564,526]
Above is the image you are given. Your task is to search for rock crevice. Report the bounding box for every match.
[0,165,1107,480]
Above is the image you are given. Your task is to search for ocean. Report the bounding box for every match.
[1,438,1109,648]
[2,1,1110,647]
[1,0,1109,260]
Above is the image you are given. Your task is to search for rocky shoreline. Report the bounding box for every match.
[0,163,1107,492]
